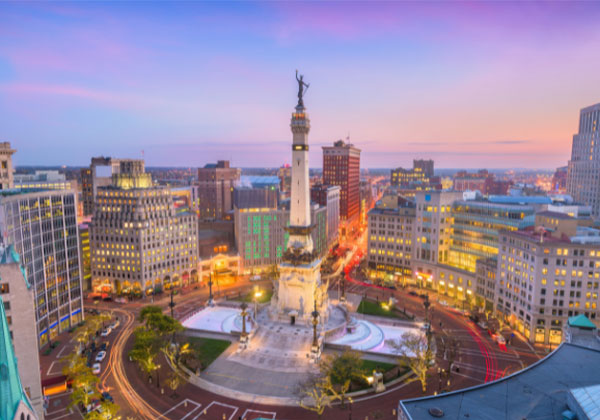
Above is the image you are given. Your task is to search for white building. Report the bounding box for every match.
[90,161,198,295]
[497,211,600,344]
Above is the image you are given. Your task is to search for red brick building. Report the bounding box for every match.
[322,140,361,237]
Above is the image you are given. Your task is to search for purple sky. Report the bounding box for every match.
[1,2,600,169]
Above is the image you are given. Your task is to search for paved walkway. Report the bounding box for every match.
[202,316,319,398]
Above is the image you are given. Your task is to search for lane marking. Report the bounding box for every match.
[241,409,276,419]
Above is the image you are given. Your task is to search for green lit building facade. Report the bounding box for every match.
[234,204,327,272]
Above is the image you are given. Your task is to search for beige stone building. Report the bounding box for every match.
[0,245,44,419]
[90,161,198,295]
[0,141,15,190]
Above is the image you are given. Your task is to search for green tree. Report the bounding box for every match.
[166,370,183,397]
[386,331,433,393]
[319,350,364,407]
[85,400,120,420]
[139,305,163,324]
[129,327,160,383]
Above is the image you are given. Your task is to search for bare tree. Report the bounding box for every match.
[386,331,433,393]
[296,374,337,419]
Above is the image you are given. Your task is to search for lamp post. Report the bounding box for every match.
[240,302,248,341]
[156,364,161,388]
[208,272,214,306]
[340,274,346,302]
[311,303,320,350]
[169,288,175,318]
[254,289,262,320]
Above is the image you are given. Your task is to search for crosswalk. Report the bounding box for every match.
[160,399,277,420]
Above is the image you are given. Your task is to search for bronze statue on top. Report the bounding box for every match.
[296,70,309,108]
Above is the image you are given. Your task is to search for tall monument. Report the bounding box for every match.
[272,71,329,323]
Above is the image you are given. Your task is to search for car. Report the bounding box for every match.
[477,320,488,330]
[101,391,113,403]
[92,363,101,375]
[408,291,418,297]
[438,299,449,306]
[496,335,506,345]
[110,320,120,329]
[418,293,428,300]
[100,328,111,337]
[99,342,109,351]
[95,351,106,362]
[250,275,261,281]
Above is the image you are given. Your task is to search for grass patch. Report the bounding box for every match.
[183,337,231,371]
[357,300,409,319]
[361,359,396,374]
[236,289,273,304]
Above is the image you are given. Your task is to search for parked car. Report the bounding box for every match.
[99,342,109,351]
[110,319,120,329]
[496,335,506,345]
[408,291,418,297]
[477,320,488,330]
[95,351,106,362]
[250,275,261,282]
[92,363,101,375]
[101,392,113,403]
[100,328,112,337]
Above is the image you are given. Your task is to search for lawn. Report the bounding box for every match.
[361,359,397,374]
[236,289,273,304]
[183,337,231,371]
[357,299,409,319]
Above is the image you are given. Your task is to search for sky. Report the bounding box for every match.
[1,2,600,169]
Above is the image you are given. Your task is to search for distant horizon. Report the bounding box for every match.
[2,2,598,168]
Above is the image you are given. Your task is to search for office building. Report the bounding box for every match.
[552,166,568,193]
[233,176,279,210]
[322,139,361,236]
[310,184,340,250]
[81,157,120,216]
[14,170,75,191]
[171,186,200,214]
[497,211,600,344]
[90,161,198,295]
[453,169,489,192]
[197,160,241,220]
[0,142,15,191]
[0,189,83,347]
[0,246,43,419]
[391,159,434,187]
[234,203,327,272]
[367,196,415,284]
[0,296,40,420]
[79,222,91,292]
[567,102,600,217]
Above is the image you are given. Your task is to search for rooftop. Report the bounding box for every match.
[536,210,576,220]
[399,343,600,420]
[569,314,597,330]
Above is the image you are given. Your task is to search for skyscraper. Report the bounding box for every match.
[0,189,83,347]
[197,160,241,220]
[567,102,600,217]
[322,139,361,237]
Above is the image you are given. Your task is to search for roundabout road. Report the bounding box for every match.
[85,269,542,420]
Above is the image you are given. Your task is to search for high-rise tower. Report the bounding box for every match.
[567,102,600,217]
[272,73,328,323]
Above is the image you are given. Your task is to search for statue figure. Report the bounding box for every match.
[295,70,309,108]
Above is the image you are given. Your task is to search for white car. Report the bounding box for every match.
[100,328,111,337]
[92,363,101,375]
[250,275,261,282]
[496,335,506,345]
[95,351,106,362]
[110,320,120,329]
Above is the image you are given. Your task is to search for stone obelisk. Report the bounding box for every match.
[272,72,328,323]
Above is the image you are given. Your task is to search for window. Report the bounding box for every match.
[0,283,8,294]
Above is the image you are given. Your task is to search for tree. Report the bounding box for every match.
[319,350,364,407]
[297,375,336,419]
[386,331,433,393]
[85,400,120,420]
[166,370,183,397]
[139,306,183,340]
[139,305,163,324]
[129,327,160,383]
[69,371,100,411]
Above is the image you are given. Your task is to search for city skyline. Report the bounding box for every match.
[2,2,600,168]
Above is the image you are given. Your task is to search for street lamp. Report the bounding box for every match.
[254,289,263,320]
[340,274,346,302]
[240,302,248,340]
[169,288,176,318]
[156,364,161,388]
[208,272,214,306]
[311,303,320,350]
